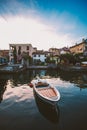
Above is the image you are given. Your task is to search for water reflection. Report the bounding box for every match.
[32,69,87,89]
[58,71,87,89]
[0,79,7,103]
[0,69,87,104]
[0,69,87,130]
[0,71,33,86]
[34,90,60,124]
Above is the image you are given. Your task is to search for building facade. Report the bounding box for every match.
[32,50,48,64]
[0,50,9,65]
[70,39,87,55]
[49,48,60,56]
[60,47,71,55]
[9,43,36,64]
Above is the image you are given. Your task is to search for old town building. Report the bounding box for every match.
[32,50,49,64]
[49,48,60,56]
[9,43,36,64]
[70,39,87,55]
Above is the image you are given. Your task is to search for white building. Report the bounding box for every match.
[32,51,48,64]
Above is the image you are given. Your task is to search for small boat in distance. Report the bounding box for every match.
[30,78,60,106]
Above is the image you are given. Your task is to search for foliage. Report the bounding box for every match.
[18,47,21,55]
[60,53,87,65]
[60,53,76,65]
[28,56,33,65]
[45,56,50,63]
[13,46,17,64]
[46,56,55,64]
[22,52,33,65]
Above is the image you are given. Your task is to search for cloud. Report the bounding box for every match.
[0,15,76,50]
[0,0,39,18]
[0,0,87,50]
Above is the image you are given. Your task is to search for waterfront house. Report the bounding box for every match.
[32,50,49,65]
[49,48,60,56]
[70,39,87,55]
[9,43,37,64]
[60,47,71,55]
[0,50,9,65]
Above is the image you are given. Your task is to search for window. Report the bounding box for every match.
[19,46,21,50]
[34,54,36,57]
[80,48,82,50]
[18,46,21,55]
[27,46,29,50]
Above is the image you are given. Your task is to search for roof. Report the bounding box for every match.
[70,42,85,49]
[32,50,49,55]
[32,52,46,55]
[9,43,32,47]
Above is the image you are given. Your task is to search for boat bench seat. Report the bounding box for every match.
[37,86,50,90]
[37,87,57,98]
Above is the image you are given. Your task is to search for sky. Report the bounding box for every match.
[0,0,87,50]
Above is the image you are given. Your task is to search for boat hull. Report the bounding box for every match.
[33,87,58,107]
[34,88,60,123]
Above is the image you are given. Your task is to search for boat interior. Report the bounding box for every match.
[37,86,58,99]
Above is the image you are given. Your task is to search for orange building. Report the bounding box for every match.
[70,39,87,55]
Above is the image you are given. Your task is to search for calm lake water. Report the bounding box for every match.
[0,69,87,130]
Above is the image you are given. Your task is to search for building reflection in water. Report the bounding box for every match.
[34,91,60,124]
[1,69,87,103]
[58,71,87,89]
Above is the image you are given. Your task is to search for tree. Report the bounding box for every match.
[60,54,76,65]
[13,46,17,64]
[22,52,33,65]
[45,56,51,64]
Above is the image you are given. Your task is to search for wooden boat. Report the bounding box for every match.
[30,79,60,106]
[34,88,60,123]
